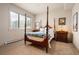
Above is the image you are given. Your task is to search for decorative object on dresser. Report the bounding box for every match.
[55,31,68,43]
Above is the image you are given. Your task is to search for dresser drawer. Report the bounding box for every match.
[55,31,68,43]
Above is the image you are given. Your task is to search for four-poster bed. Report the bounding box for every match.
[24,6,54,53]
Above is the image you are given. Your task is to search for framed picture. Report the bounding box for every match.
[59,17,66,25]
[73,12,78,32]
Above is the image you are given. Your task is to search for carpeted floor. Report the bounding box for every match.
[0,40,79,55]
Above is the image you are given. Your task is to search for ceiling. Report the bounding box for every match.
[14,3,74,15]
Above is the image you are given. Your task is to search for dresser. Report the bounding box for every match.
[55,31,68,43]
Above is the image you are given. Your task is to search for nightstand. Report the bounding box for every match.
[55,31,68,43]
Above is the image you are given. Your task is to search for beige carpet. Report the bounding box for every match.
[0,40,79,55]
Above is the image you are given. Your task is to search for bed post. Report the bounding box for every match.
[24,14,27,45]
[46,6,49,53]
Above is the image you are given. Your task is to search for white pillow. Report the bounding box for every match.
[40,28,44,32]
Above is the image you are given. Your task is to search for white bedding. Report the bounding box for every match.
[48,28,54,48]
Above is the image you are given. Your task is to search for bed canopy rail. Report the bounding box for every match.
[24,6,49,53]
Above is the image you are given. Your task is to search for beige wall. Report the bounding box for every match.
[0,3,35,45]
[36,9,72,32]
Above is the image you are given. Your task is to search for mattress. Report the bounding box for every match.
[27,36,44,42]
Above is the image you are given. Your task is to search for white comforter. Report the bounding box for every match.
[47,28,54,48]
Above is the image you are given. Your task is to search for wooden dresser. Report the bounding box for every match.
[55,31,68,43]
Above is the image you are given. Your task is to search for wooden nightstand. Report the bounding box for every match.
[55,31,68,43]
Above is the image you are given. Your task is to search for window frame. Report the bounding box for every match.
[19,14,25,29]
[26,16,32,29]
[10,11,32,30]
[10,11,19,29]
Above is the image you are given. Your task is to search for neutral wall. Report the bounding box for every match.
[36,9,72,31]
[72,4,79,50]
[0,3,35,45]
[35,9,72,41]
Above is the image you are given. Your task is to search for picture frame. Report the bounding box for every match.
[73,12,78,32]
[59,17,66,25]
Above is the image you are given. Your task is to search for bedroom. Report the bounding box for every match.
[0,3,79,55]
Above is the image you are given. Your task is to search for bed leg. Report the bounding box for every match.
[46,47,48,53]
[24,39,26,45]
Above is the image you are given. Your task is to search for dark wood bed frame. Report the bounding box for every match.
[24,6,49,53]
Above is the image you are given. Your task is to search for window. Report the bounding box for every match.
[10,11,18,29]
[19,16,32,29]
[10,11,32,29]
[19,14,25,29]
[26,17,32,29]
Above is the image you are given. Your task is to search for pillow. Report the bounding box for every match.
[40,28,44,32]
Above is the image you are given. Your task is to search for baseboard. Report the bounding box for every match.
[4,39,23,45]
[0,39,23,47]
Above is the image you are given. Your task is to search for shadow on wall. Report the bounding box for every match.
[68,32,73,43]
